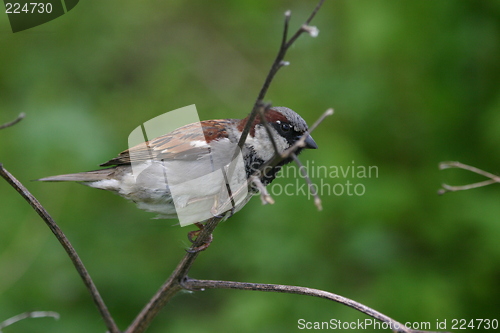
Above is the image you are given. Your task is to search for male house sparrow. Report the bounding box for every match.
[39,107,317,226]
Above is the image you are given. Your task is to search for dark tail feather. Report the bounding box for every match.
[37,169,115,182]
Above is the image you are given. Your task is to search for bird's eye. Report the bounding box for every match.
[280,122,292,132]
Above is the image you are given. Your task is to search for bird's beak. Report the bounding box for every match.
[304,135,318,149]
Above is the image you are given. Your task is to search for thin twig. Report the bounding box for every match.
[236,0,325,153]
[439,161,500,181]
[0,165,120,333]
[0,311,59,332]
[280,0,322,55]
[250,176,275,205]
[291,153,322,210]
[281,10,291,49]
[0,113,25,130]
[181,278,450,333]
[438,161,500,194]
[438,179,498,195]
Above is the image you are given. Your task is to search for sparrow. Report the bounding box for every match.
[38,107,317,228]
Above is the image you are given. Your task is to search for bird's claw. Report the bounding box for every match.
[186,222,213,253]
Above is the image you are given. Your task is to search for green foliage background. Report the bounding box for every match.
[1,1,499,332]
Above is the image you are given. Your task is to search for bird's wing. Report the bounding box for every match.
[100,119,235,166]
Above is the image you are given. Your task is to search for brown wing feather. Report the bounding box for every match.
[100,119,235,167]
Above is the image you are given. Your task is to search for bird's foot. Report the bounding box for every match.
[186,222,213,253]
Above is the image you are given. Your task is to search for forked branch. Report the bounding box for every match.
[438,161,500,194]
[236,0,325,152]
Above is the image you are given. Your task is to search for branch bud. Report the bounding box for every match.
[302,25,319,37]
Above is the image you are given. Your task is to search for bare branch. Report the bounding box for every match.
[281,10,291,48]
[0,165,120,333]
[283,0,325,50]
[305,108,334,136]
[303,0,325,26]
[181,278,450,333]
[0,113,25,130]
[0,311,59,332]
[438,161,500,195]
[236,0,326,153]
